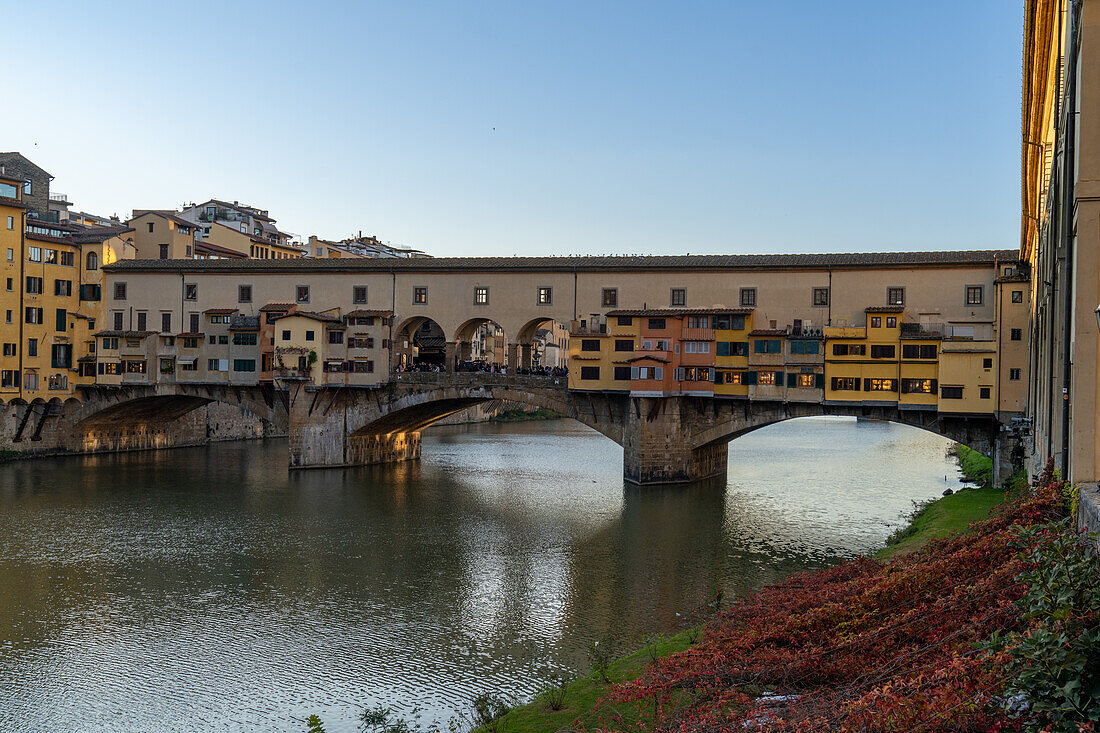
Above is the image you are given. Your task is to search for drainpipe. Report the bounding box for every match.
[1060,0,1079,479]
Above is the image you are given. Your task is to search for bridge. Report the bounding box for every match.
[0,373,1015,485]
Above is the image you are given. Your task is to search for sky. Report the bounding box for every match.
[2,1,1023,257]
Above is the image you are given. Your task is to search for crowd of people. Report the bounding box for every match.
[393,361,568,377]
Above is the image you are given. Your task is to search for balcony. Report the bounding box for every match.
[230,315,261,331]
[900,322,945,339]
[273,367,311,380]
[681,327,714,341]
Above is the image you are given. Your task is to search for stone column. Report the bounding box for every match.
[991,429,1018,488]
[445,341,457,372]
[521,344,533,370]
[622,396,728,484]
[459,341,473,361]
[507,343,520,370]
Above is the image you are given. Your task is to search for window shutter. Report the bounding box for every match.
[655,367,663,380]
[744,370,757,386]
[787,372,797,387]
[630,366,639,380]
[863,378,871,392]
[931,379,938,392]
[814,373,825,389]
[674,367,685,381]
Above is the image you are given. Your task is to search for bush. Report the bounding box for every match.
[587,639,614,683]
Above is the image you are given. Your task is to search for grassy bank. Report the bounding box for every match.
[489,407,561,423]
[877,486,1007,558]
[952,443,994,486]
[0,449,22,464]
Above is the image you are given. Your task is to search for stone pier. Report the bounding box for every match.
[622,396,729,484]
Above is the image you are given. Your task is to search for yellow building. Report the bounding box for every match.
[0,173,28,398]
[567,314,637,392]
[127,211,200,259]
[713,309,753,397]
[208,222,304,260]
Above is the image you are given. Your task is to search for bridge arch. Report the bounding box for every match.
[394,316,447,369]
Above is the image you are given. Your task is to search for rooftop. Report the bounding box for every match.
[103,249,1019,274]
[607,307,755,317]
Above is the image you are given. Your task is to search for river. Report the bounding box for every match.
[0,416,971,732]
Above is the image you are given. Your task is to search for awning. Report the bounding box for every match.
[177,356,197,365]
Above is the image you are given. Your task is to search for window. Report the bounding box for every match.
[797,373,817,388]
[831,377,861,391]
[305,330,315,342]
[686,315,710,328]
[189,313,200,332]
[683,341,710,353]
[413,287,428,304]
[867,378,896,391]
[184,283,197,300]
[983,358,993,369]
[233,332,258,346]
[159,244,169,259]
[1011,290,1023,303]
[22,180,31,195]
[135,312,146,331]
[753,339,782,354]
[901,344,937,359]
[59,251,73,266]
[181,360,197,372]
[54,279,72,297]
[100,362,120,376]
[147,222,155,233]
[281,330,291,341]
[870,317,882,328]
[113,312,124,330]
[757,370,777,385]
[25,276,42,294]
[632,366,664,380]
[328,330,344,344]
[353,285,368,304]
[5,216,11,230]
[182,337,199,349]
[580,366,600,380]
[44,249,57,264]
[57,308,68,332]
[581,339,601,352]
[27,338,36,357]
[789,340,819,354]
[601,288,618,308]
[6,249,11,261]
[86,251,98,270]
[887,287,905,306]
[670,288,686,307]
[870,345,895,359]
[683,367,712,381]
[616,315,632,325]
[474,286,489,305]
[813,288,829,306]
[218,335,228,345]
[648,318,666,330]
[4,278,9,292]
[1010,368,1021,380]
[740,288,756,307]
[238,285,252,303]
[207,359,228,372]
[1,343,13,357]
[233,359,257,372]
[296,285,310,303]
[717,370,743,385]
[886,317,897,328]
[966,286,984,305]
[24,371,38,390]
[1011,328,1022,341]
[25,307,43,324]
[27,247,41,262]
[980,387,991,399]
[901,378,936,394]
[1,370,19,388]
[941,386,964,399]
[614,339,634,351]
[348,337,374,348]
[614,366,631,380]
[51,344,73,369]
[538,287,552,305]
[161,313,172,333]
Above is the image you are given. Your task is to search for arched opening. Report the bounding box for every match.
[393,317,447,371]
[86,250,98,270]
[516,316,570,375]
[453,318,510,372]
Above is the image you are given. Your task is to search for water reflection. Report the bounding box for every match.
[0,417,969,732]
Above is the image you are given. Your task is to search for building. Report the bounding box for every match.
[0,153,52,221]
[207,222,303,260]
[1020,0,1100,486]
[273,309,392,386]
[127,211,200,259]
[179,199,296,249]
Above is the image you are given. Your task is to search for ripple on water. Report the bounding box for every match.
[0,418,970,731]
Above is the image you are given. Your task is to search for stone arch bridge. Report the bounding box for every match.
[0,374,1015,485]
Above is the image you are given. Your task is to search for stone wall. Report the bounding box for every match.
[1078,486,1100,554]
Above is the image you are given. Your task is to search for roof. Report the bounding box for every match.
[259,302,296,311]
[94,330,157,338]
[625,354,671,363]
[345,309,394,318]
[102,249,1020,274]
[274,310,343,324]
[0,152,51,179]
[71,225,133,243]
[176,332,204,338]
[203,308,238,315]
[194,240,248,258]
[130,210,198,229]
[749,329,787,336]
[607,307,754,317]
[864,306,906,313]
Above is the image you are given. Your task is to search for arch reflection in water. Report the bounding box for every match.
[0,416,969,732]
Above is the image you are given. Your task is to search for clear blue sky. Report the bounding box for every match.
[3,1,1022,257]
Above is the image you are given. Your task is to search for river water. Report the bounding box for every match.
[0,416,970,732]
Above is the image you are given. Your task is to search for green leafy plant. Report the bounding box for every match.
[305,715,325,733]
[544,674,569,711]
[587,639,615,683]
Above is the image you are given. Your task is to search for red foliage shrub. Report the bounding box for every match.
[588,467,1069,732]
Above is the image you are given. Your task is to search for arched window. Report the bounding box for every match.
[86,251,98,270]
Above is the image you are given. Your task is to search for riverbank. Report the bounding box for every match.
[475,465,1092,732]
[477,448,1032,732]
[488,407,561,423]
